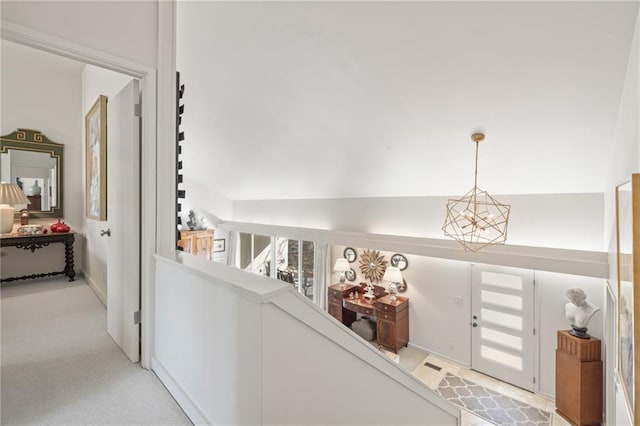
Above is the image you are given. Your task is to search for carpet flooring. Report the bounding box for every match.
[437,373,552,426]
[1,277,192,425]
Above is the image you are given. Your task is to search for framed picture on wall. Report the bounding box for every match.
[85,95,108,220]
[616,174,640,421]
[214,238,226,253]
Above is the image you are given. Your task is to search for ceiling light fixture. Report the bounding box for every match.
[442,133,510,252]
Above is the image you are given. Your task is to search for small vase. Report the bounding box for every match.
[50,219,70,233]
[30,180,41,196]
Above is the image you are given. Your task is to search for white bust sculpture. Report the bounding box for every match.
[565,288,600,338]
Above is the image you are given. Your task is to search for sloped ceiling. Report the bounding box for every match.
[178,1,638,201]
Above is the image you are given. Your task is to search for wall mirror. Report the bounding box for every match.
[344,247,357,263]
[616,175,639,422]
[0,129,64,218]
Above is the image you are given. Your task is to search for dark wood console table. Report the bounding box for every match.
[328,283,409,353]
[0,232,75,283]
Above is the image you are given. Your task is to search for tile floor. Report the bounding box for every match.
[396,347,572,426]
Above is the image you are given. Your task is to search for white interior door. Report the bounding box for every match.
[471,265,535,391]
[106,79,140,362]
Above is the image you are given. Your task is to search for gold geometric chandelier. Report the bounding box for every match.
[442,132,510,252]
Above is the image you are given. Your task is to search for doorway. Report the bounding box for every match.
[1,24,158,367]
[471,264,537,391]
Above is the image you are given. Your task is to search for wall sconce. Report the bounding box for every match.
[334,258,350,288]
[0,182,31,234]
[442,133,510,252]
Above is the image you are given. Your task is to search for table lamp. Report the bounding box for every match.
[383,266,403,302]
[0,182,30,234]
[334,258,350,288]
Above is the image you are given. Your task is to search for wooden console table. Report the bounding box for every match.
[177,229,214,260]
[328,283,409,353]
[0,232,76,283]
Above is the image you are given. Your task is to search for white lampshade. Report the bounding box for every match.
[382,266,402,283]
[333,258,350,272]
[0,182,31,234]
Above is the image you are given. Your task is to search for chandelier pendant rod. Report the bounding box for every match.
[472,137,480,223]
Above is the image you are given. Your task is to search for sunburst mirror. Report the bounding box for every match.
[358,249,388,282]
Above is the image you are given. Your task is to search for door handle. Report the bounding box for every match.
[100,229,111,237]
[472,323,478,327]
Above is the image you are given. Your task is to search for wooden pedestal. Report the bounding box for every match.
[555,330,602,426]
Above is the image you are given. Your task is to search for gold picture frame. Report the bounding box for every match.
[85,95,107,220]
[616,174,640,421]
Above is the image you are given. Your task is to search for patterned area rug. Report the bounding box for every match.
[436,373,551,426]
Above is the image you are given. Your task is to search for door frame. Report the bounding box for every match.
[1,15,174,369]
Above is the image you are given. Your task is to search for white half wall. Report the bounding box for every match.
[233,193,604,252]
[154,254,459,425]
[81,65,133,302]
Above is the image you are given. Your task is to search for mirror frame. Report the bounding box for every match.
[1,129,64,218]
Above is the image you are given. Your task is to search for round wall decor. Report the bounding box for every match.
[391,253,408,271]
[344,247,357,263]
[358,249,388,282]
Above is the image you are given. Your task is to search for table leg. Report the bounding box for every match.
[64,238,75,281]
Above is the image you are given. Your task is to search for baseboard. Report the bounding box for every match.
[408,342,472,369]
[82,272,107,307]
[152,356,210,426]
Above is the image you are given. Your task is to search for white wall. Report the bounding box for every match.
[606,7,640,426]
[1,1,158,69]
[154,254,459,425]
[81,65,133,302]
[234,192,604,252]
[330,245,605,399]
[0,40,83,279]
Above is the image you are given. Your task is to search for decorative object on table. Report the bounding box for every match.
[85,95,108,221]
[615,175,639,421]
[397,278,408,293]
[382,266,403,302]
[345,267,356,282]
[17,224,44,235]
[564,288,600,339]
[50,219,70,233]
[442,132,510,252]
[29,180,42,196]
[20,209,29,225]
[363,282,376,302]
[343,247,357,263]
[390,253,408,271]
[358,249,388,282]
[186,210,197,230]
[0,182,31,234]
[333,258,350,288]
[1,129,65,218]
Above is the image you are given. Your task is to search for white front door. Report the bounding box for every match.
[471,265,535,391]
[106,79,140,362]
